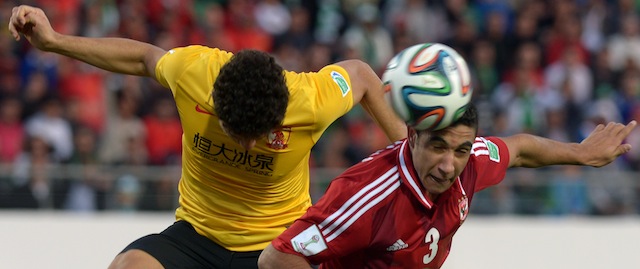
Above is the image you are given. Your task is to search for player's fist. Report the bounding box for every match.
[8,5,57,51]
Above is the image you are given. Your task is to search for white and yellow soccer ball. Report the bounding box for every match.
[383,43,473,130]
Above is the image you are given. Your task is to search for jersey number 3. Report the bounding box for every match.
[423,227,440,264]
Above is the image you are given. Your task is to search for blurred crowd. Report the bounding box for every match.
[0,0,639,215]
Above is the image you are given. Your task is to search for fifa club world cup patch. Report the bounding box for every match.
[331,71,350,97]
[291,225,327,256]
[485,140,500,162]
[266,127,291,150]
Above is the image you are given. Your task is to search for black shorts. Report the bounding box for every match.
[122,220,262,269]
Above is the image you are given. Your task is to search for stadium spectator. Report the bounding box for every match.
[469,39,499,98]
[341,3,394,74]
[58,69,107,133]
[24,96,74,162]
[502,4,543,67]
[0,97,25,163]
[384,0,450,46]
[223,0,273,52]
[259,104,637,269]
[613,69,640,124]
[272,5,314,54]
[490,64,558,135]
[9,135,56,208]
[98,90,147,165]
[606,14,640,72]
[62,125,111,211]
[8,4,406,269]
[142,95,182,165]
[254,0,291,36]
[544,45,594,106]
[580,0,609,54]
[190,3,234,51]
[544,14,590,66]
[547,165,590,215]
[20,71,51,119]
[0,23,20,98]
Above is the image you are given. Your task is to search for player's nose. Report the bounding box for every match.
[437,152,455,178]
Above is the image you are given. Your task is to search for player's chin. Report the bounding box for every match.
[424,175,454,192]
[429,174,453,184]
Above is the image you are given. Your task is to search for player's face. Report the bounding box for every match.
[410,125,475,200]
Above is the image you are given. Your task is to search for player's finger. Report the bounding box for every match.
[16,5,38,27]
[593,123,605,133]
[8,7,19,40]
[616,143,632,156]
[9,6,29,37]
[618,120,638,138]
[16,6,30,26]
[610,120,636,138]
[604,122,623,135]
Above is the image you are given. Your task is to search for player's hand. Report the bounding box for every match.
[8,5,57,51]
[579,120,637,167]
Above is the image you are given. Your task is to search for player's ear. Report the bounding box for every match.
[219,120,229,136]
[408,127,417,149]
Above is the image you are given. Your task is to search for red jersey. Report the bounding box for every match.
[272,137,510,268]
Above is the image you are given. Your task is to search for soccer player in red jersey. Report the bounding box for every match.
[259,104,637,269]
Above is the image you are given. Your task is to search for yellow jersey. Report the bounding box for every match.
[154,45,355,251]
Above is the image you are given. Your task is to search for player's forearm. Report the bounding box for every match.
[505,134,582,168]
[258,245,313,269]
[357,65,407,142]
[338,59,407,142]
[361,92,408,142]
[46,34,159,76]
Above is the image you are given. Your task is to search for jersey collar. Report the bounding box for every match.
[397,140,434,209]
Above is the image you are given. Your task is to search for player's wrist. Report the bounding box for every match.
[40,32,64,52]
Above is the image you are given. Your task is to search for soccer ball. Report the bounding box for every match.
[383,43,472,131]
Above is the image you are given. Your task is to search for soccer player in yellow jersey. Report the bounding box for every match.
[9,5,407,269]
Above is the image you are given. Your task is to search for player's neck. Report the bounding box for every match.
[426,192,439,202]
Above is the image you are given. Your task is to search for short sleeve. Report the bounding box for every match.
[471,136,511,192]
[154,45,232,94]
[309,65,355,130]
[271,178,372,265]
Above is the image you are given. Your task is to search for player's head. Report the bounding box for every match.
[408,104,478,200]
[213,50,289,149]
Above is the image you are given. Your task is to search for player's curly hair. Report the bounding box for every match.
[213,50,289,140]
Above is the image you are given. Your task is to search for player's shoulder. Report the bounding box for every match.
[465,136,509,178]
[471,136,506,161]
[333,141,403,187]
[162,45,232,63]
[360,140,404,164]
[285,64,348,82]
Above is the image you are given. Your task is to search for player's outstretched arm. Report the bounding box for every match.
[335,59,407,142]
[8,5,166,78]
[502,120,637,168]
[258,244,312,269]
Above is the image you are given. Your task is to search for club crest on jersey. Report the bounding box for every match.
[266,127,291,150]
[458,196,469,222]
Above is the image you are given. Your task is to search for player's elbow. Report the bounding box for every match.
[259,244,312,269]
[257,244,278,269]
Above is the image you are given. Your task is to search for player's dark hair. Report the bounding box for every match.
[449,103,478,132]
[213,50,289,139]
